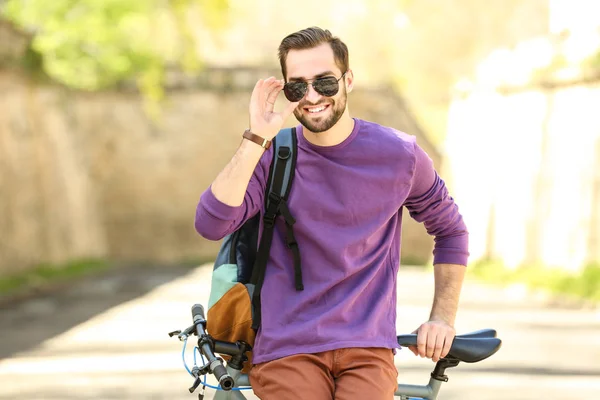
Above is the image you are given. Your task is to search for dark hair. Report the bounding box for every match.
[278,27,349,80]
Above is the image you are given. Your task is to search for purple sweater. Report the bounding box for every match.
[195,118,468,364]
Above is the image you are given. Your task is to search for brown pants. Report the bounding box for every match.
[249,347,398,400]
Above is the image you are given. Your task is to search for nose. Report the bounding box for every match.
[305,83,322,103]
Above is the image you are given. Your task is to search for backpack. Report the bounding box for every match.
[206,127,304,371]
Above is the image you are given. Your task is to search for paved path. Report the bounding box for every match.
[0,264,599,399]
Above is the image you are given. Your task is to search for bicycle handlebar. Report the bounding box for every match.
[191,304,235,391]
[191,304,205,324]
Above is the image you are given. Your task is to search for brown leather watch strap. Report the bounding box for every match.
[243,129,272,149]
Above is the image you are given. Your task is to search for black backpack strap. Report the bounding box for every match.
[250,127,302,331]
[270,127,303,292]
[278,201,303,291]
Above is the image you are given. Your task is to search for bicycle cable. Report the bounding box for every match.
[181,336,252,391]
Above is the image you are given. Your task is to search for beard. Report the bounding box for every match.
[293,85,347,133]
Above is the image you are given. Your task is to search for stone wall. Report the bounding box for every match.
[0,67,441,274]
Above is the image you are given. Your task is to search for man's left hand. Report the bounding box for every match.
[408,320,455,362]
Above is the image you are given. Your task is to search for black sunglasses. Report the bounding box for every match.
[283,72,347,102]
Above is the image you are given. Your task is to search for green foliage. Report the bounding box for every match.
[530,54,570,84]
[0,258,109,297]
[550,263,600,301]
[471,259,600,303]
[1,0,229,104]
[20,44,45,74]
[587,50,600,73]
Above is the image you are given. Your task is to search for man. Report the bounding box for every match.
[195,27,468,400]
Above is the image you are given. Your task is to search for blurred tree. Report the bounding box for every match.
[1,0,228,112]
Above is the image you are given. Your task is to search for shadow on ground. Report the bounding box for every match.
[0,264,197,360]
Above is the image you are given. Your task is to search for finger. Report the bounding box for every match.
[257,77,277,109]
[263,77,279,94]
[257,79,273,110]
[250,79,263,103]
[262,79,282,113]
[407,345,418,356]
[416,326,428,358]
[426,331,437,359]
[250,79,265,114]
[265,81,283,113]
[441,332,454,359]
[432,332,446,362]
[262,77,278,95]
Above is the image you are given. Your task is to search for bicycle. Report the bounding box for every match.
[169,304,502,400]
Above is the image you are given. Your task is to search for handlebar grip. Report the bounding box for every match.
[213,363,234,390]
[192,304,205,323]
[190,304,235,390]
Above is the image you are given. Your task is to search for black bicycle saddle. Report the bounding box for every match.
[397,328,502,363]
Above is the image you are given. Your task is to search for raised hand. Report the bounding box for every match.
[249,77,299,140]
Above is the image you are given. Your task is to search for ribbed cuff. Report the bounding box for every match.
[200,186,244,222]
[432,236,469,266]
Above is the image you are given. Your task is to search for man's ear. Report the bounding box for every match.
[345,69,354,93]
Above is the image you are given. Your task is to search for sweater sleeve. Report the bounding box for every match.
[403,142,469,266]
[194,147,273,241]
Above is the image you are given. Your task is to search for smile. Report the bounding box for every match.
[304,104,330,114]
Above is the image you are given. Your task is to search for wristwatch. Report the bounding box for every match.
[243,129,272,149]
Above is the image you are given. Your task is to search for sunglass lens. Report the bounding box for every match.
[284,82,307,102]
[313,77,339,97]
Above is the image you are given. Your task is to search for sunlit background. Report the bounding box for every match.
[1,0,599,399]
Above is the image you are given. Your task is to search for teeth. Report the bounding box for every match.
[308,105,326,113]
